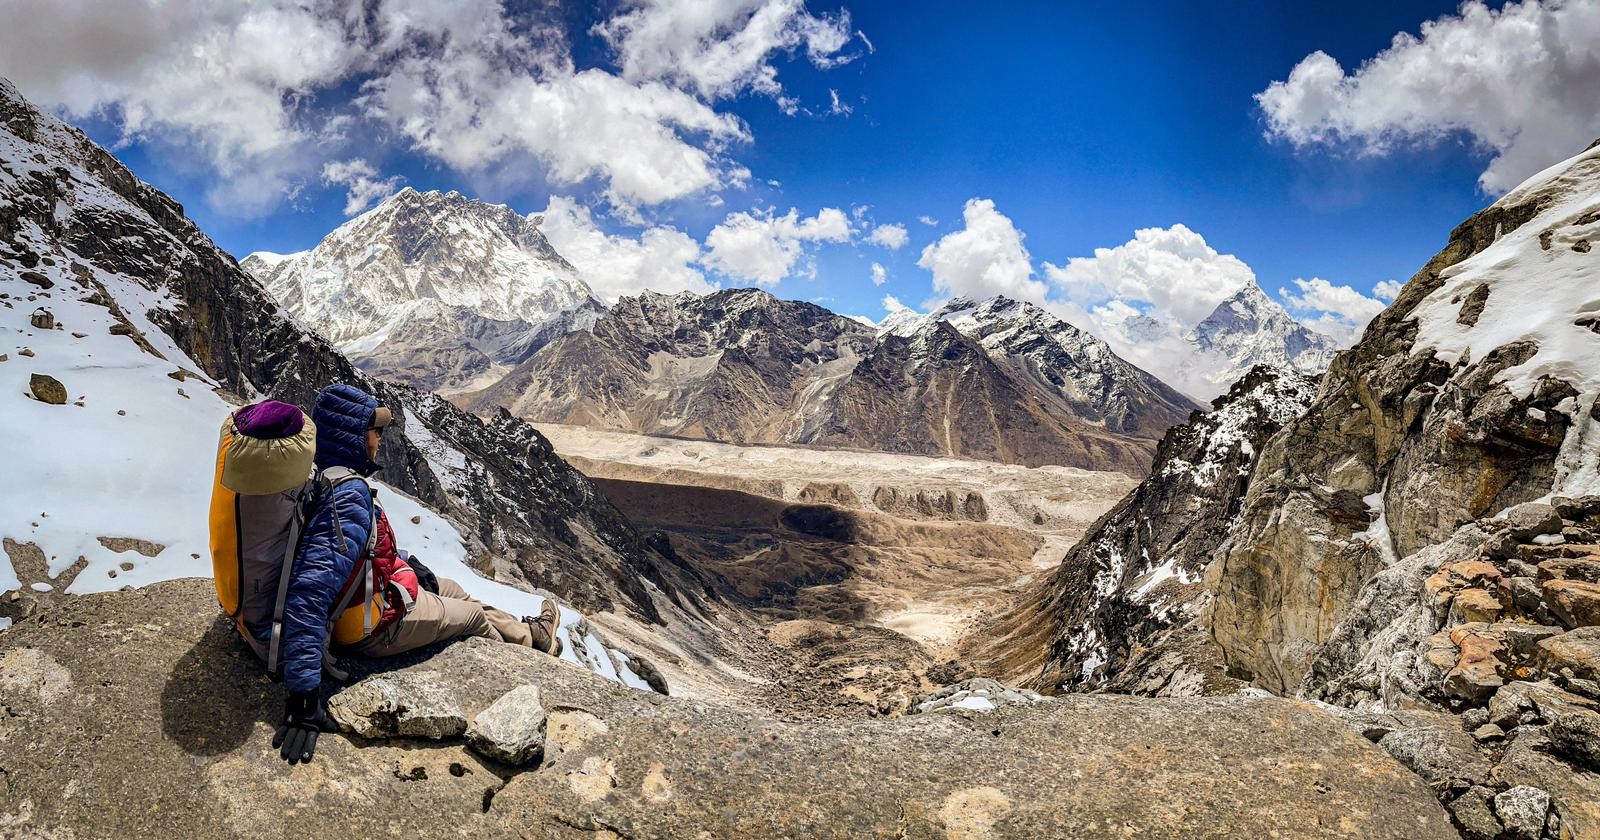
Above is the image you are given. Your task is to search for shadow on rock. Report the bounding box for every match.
[160,614,280,756]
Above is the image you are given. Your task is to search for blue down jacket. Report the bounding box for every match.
[281,383,384,694]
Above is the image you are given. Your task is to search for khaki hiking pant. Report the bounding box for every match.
[346,577,537,657]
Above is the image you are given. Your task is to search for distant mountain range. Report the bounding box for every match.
[246,191,1353,473]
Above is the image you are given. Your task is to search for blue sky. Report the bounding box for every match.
[6,0,1597,341]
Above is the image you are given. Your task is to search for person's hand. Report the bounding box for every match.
[273,689,337,764]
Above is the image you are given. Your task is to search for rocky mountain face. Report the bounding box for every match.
[961,139,1600,838]
[813,318,1164,474]
[1198,139,1600,839]
[1188,281,1340,392]
[244,188,602,393]
[467,288,876,443]
[987,365,1318,696]
[0,578,1459,839]
[1025,138,1600,837]
[1209,138,1600,697]
[0,77,699,626]
[879,296,1200,445]
[472,290,1199,475]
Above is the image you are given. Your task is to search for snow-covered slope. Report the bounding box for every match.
[1410,140,1600,498]
[0,77,679,689]
[244,188,603,392]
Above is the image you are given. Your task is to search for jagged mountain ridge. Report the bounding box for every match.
[469,289,1202,474]
[879,296,1199,442]
[243,187,602,393]
[0,77,705,629]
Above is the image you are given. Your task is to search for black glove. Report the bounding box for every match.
[273,689,337,764]
[406,553,440,595]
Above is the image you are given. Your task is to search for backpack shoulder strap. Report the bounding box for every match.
[317,466,380,642]
[266,481,315,675]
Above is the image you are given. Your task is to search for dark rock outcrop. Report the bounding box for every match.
[976,365,1316,693]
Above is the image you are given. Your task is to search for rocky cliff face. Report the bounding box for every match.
[244,188,602,393]
[0,77,696,623]
[973,365,1315,694]
[1209,138,1600,697]
[472,290,1198,474]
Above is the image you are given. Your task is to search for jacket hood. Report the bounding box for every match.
[311,383,382,475]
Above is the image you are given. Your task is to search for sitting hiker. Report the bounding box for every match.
[210,383,562,765]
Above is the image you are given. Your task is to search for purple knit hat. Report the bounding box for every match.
[234,400,305,440]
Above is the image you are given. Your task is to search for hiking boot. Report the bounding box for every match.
[522,601,563,657]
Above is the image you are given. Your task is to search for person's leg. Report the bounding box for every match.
[434,578,558,653]
[350,588,503,658]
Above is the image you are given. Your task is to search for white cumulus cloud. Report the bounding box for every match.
[1256,0,1600,194]
[867,223,908,250]
[916,198,1046,303]
[537,195,714,304]
[1044,223,1253,327]
[1279,277,1387,343]
[0,0,360,214]
[1372,279,1404,301]
[321,159,404,215]
[0,0,865,216]
[870,262,887,286]
[594,0,864,102]
[703,206,854,285]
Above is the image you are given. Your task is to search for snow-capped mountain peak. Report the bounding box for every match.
[247,187,593,336]
[1188,280,1340,376]
[244,188,603,392]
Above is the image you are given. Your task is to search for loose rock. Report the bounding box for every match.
[1492,785,1550,840]
[27,373,67,405]
[1504,503,1563,541]
[1538,627,1600,683]
[1376,719,1491,789]
[29,307,54,329]
[1543,579,1600,627]
[1447,786,1502,840]
[1547,705,1600,770]
[465,684,546,766]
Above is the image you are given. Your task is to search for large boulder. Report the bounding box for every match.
[327,671,466,739]
[0,580,1460,839]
